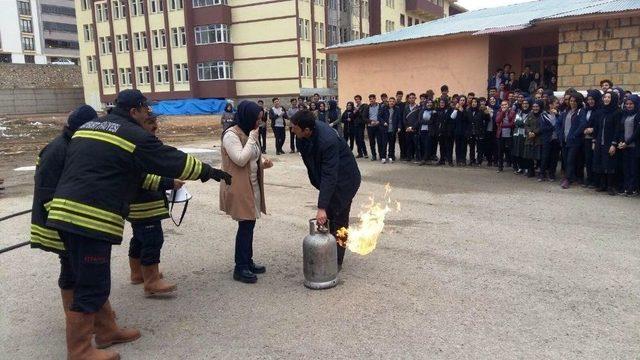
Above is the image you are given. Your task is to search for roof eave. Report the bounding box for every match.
[322,31,476,54]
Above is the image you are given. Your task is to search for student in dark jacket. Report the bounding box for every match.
[418,99,436,165]
[257,100,269,154]
[450,96,469,166]
[588,92,622,195]
[341,101,356,151]
[465,98,489,165]
[557,93,585,189]
[268,97,288,155]
[484,96,500,166]
[30,105,97,325]
[496,100,516,172]
[352,95,369,158]
[395,91,407,160]
[578,90,602,188]
[618,95,640,195]
[523,100,544,178]
[364,94,389,162]
[428,98,441,163]
[402,93,422,163]
[386,97,401,162]
[291,111,361,269]
[437,99,455,166]
[539,97,561,181]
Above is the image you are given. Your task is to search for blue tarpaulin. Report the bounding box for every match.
[152,98,228,115]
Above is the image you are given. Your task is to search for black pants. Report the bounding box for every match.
[235,220,256,270]
[562,145,581,183]
[259,127,267,153]
[398,129,407,160]
[59,253,75,290]
[273,127,286,154]
[387,131,397,160]
[344,123,355,151]
[484,132,495,165]
[455,135,467,164]
[367,126,379,158]
[327,202,351,267]
[377,128,388,159]
[541,140,561,179]
[438,135,453,164]
[354,124,367,156]
[584,138,594,185]
[404,131,417,161]
[129,220,164,266]
[430,135,438,161]
[61,231,112,313]
[497,137,511,170]
[419,130,430,161]
[468,136,478,163]
[289,129,297,152]
[623,149,639,192]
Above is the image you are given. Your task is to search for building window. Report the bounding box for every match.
[196,61,232,81]
[171,27,186,47]
[316,59,326,79]
[194,24,229,45]
[20,19,33,33]
[131,0,145,16]
[330,60,338,80]
[119,68,132,85]
[43,22,77,33]
[174,63,188,83]
[41,4,75,16]
[314,22,325,44]
[22,37,35,51]
[81,0,89,11]
[103,69,115,86]
[24,55,35,63]
[150,0,164,13]
[95,3,109,22]
[298,19,310,41]
[385,20,395,32]
[363,1,369,17]
[134,31,148,50]
[112,1,127,19]
[116,34,129,52]
[86,56,96,73]
[154,64,170,83]
[170,0,184,10]
[45,39,80,50]
[192,0,227,8]
[385,0,394,8]
[99,37,112,54]
[152,29,166,49]
[136,66,150,84]
[408,17,413,26]
[83,25,92,41]
[299,57,312,78]
[17,1,32,15]
[313,0,324,5]
[400,14,405,26]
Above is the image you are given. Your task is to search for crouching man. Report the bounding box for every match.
[290,110,361,269]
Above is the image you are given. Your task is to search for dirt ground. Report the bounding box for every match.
[1,127,639,359]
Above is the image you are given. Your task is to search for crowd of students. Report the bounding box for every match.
[248,73,639,197]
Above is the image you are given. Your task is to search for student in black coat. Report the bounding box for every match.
[341,101,356,151]
[451,96,469,166]
[291,110,361,268]
[437,99,455,166]
[465,98,490,165]
[588,92,623,195]
[352,95,369,158]
[402,93,422,163]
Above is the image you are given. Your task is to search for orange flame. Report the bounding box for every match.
[336,183,398,255]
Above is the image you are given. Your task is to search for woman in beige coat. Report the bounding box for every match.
[220,101,273,284]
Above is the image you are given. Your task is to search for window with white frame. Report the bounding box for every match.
[131,0,145,16]
[99,37,112,55]
[300,57,312,78]
[313,0,323,5]
[192,0,227,8]
[81,0,89,11]
[136,66,150,84]
[112,1,123,19]
[316,59,326,79]
[385,20,395,32]
[119,68,132,85]
[155,65,167,83]
[174,63,188,83]
[196,61,232,81]
[83,25,92,41]
[171,27,186,47]
[194,24,229,45]
[152,29,166,49]
[385,0,394,8]
[170,0,184,10]
[314,22,325,44]
[298,19,310,41]
[330,60,337,80]
[134,32,147,50]
[86,56,96,73]
[150,0,164,13]
[162,64,169,83]
[116,34,129,52]
[103,69,115,86]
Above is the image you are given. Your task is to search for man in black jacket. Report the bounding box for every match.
[290,110,361,269]
[352,94,368,158]
[46,89,231,360]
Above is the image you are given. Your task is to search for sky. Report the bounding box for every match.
[457,0,534,11]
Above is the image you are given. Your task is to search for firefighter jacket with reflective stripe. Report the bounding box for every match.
[46,108,213,244]
[127,174,173,223]
[30,128,73,254]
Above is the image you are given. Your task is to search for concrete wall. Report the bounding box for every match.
[334,35,489,104]
[0,63,84,115]
[558,16,640,91]
[0,88,84,115]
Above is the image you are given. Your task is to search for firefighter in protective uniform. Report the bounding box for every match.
[128,112,183,296]
[46,89,231,360]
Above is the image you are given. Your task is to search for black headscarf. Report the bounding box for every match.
[233,100,262,135]
[602,92,619,115]
[585,90,601,111]
[623,95,639,117]
[520,98,532,114]
[327,100,339,122]
[532,99,544,115]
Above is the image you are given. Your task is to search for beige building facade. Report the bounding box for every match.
[76,0,455,109]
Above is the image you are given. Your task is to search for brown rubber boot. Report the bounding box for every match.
[94,301,141,349]
[142,263,176,297]
[129,257,144,284]
[61,289,74,313]
[130,257,163,284]
[66,311,120,360]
